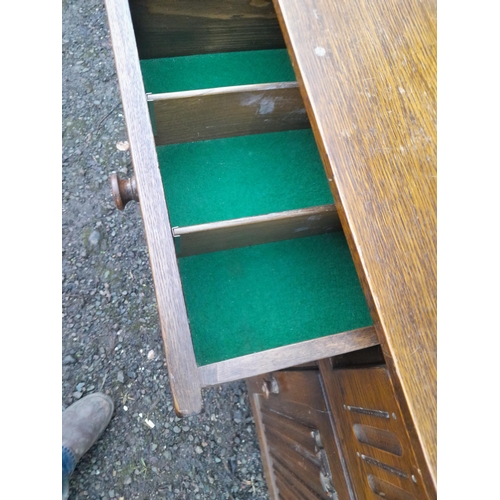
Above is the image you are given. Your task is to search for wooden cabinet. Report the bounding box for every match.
[248,353,434,499]
[103,0,436,496]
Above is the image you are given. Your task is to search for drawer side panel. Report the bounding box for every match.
[104,0,202,415]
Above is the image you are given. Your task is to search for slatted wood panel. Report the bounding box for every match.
[247,370,352,499]
[274,466,309,500]
[273,0,437,487]
[319,361,433,499]
[268,438,326,499]
[261,409,319,457]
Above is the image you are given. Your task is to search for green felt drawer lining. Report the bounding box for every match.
[157,130,334,227]
[179,233,372,366]
[140,49,296,94]
[140,50,372,366]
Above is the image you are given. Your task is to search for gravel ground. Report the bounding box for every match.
[62,1,269,498]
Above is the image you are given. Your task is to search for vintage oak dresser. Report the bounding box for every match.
[104,0,437,498]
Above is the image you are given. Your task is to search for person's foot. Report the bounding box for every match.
[62,393,114,464]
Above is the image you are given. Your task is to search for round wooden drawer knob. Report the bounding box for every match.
[110,172,139,210]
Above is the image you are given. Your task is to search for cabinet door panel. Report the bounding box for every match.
[319,362,433,500]
[247,370,351,499]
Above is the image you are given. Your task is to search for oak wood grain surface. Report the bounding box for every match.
[198,326,378,386]
[104,0,202,416]
[262,370,329,496]
[273,461,321,500]
[129,0,285,59]
[249,369,352,499]
[273,0,437,488]
[172,204,340,257]
[247,376,280,500]
[319,362,433,499]
[273,471,305,500]
[149,83,309,145]
[269,443,325,498]
[261,410,319,457]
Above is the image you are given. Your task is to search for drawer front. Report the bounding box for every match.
[320,363,433,500]
[247,370,351,500]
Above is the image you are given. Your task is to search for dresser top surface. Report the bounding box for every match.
[274,0,437,485]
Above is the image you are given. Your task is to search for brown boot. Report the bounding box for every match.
[62,392,114,465]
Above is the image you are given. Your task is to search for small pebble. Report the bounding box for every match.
[195,446,203,454]
[173,426,181,434]
[62,355,76,365]
[89,230,100,246]
[72,391,82,400]
[115,141,129,151]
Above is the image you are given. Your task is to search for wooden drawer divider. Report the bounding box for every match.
[148,82,309,145]
[172,204,340,257]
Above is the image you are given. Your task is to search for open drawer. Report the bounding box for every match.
[104,0,379,416]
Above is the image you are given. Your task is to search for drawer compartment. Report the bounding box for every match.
[158,129,332,227]
[148,51,372,365]
[105,0,379,414]
[181,233,372,366]
[140,49,296,94]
